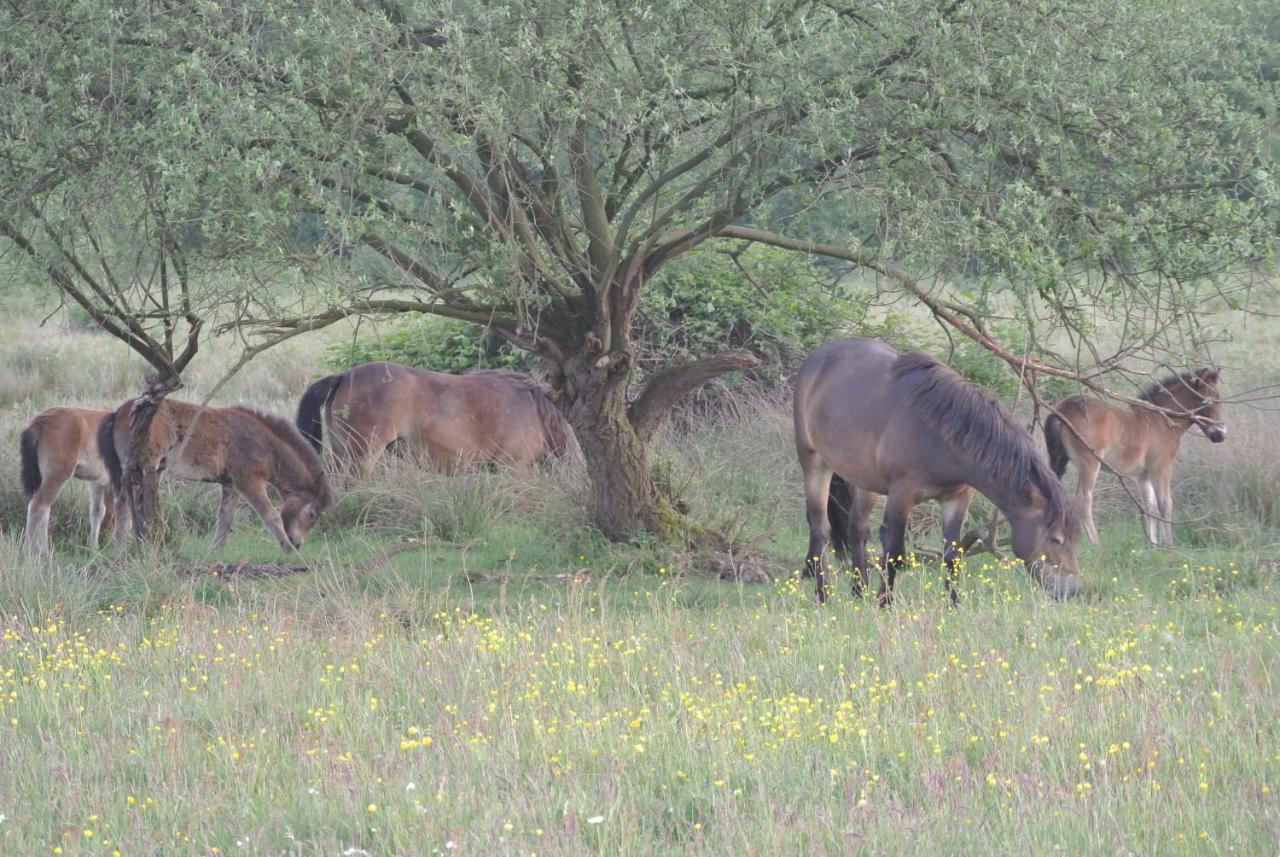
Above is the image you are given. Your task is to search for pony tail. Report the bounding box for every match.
[295,373,344,454]
[827,473,854,562]
[19,424,41,498]
[97,412,123,492]
[1043,414,1070,478]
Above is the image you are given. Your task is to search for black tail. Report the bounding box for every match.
[97,411,123,493]
[295,373,345,454]
[19,425,41,498]
[827,473,854,562]
[1044,413,1070,478]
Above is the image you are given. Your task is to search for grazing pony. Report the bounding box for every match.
[99,398,333,551]
[19,407,115,553]
[295,362,572,476]
[794,338,1081,605]
[1044,368,1225,547]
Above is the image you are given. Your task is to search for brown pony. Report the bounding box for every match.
[99,398,333,551]
[19,407,115,554]
[295,362,572,476]
[795,339,1081,605]
[1044,369,1225,547]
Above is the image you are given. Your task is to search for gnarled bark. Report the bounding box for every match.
[562,355,661,541]
[123,373,182,540]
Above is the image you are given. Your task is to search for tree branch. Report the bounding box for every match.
[715,225,1202,416]
[627,349,761,442]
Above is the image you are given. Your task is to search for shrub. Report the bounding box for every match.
[326,316,534,374]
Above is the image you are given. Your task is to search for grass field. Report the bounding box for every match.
[1,312,1278,855]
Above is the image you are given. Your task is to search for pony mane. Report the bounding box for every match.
[464,369,572,456]
[231,405,333,504]
[890,352,1079,535]
[1139,371,1205,406]
[465,368,552,393]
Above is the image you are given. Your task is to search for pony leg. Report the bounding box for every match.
[800,458,834,604]
[110,488,132,545]
[332,416,390,480]
[939,487,975,607]
[211,484,239,549]
[877,488,913,608]
[1075,459,1102,546]
[237,478,295,552]
[23,498,51,555]
[1153,468,1175,547]
[1139,478,1160,546]
[88,482,110,551]
[23,463,73,555]
[845,487,877,597]
[99,482,115,546]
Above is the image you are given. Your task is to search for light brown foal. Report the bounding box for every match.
[1044,369,1226,547]
[19,406,115,554]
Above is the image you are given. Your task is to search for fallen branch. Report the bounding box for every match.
[462,569,593,584]
[185,538,430,580]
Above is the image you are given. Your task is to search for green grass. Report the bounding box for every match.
[1,530,1277,855]
[2,306,1279,854]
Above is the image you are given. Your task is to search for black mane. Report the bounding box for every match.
[890,352,1079,535]
[1139,371,1201,405]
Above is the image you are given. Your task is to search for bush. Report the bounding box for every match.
[326,316,533,374]
[634,244,852,381]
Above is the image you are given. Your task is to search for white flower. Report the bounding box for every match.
[445,842,457,850]
[587,816,604,824]
[406,781,416,791]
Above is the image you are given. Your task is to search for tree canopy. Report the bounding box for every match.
[2,0,1275,539]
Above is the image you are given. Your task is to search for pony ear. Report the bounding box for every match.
[1198,368,1220,385]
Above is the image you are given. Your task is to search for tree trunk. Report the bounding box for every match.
[558,343,760,540]
[561,355,665,541]
[123,374,182,540]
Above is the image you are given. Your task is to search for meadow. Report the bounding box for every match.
[0,312,1278,855]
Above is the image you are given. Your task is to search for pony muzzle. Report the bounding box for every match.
[1206,424,1227,443]
[1030,562,1081,600]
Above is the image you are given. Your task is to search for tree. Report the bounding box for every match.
[0,5,286,537]
[6,1,1276,541]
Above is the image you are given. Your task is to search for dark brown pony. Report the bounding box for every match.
[795,339,1081,605]
[99,398,333,551]
[1044,369,1225,547]
[19,406,115,554]
[295,362,572,476]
